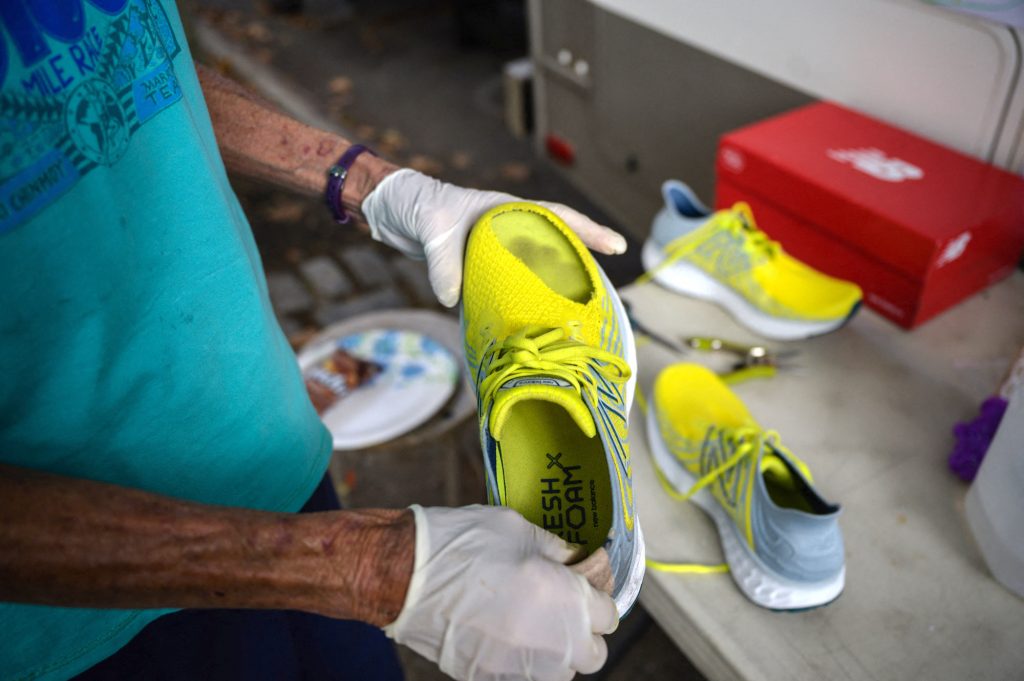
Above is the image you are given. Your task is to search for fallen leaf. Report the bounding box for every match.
[499,162,531,183]
[328,76,353,95]
[355,124,377,142]
[378,129,407,155]
[408,154,444,176]
[252,48,274,64]
[246,21,272,43]
[212,56,235,77]
[327,98,349,120]
[265,199,305,223]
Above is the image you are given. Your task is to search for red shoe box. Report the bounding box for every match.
[714,102,1024,329]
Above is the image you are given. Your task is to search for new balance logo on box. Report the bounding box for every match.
[936,231,972,268]
[827,148,924,183]
[720,147,746,173]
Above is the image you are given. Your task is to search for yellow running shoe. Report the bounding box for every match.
[641,181,862,340]
[461,202,645,616]
[647,363,845,610]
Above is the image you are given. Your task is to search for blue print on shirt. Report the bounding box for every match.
[0,0,181,234]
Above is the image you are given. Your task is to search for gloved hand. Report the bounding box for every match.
[362,169,628,307]
[384,504,618,681]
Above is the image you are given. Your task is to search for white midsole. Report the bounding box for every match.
[645,405,844,610]
[614,520,646,617]
[598,263,645,617]
[640,240,850,341]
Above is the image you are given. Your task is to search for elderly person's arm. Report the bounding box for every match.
[0,463,412,625]
[195,64,627,307]
[196,64,397,227]
[0,463,617,680]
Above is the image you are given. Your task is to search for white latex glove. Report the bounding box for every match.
[362,169,628,307]
[384,504,618,681]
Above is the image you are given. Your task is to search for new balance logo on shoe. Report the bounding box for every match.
[827,147,924,183]
[501,377,573,389]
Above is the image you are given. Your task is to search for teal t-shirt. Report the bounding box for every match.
[0,1,333,678]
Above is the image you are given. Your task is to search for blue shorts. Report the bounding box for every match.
[74,477,405,681]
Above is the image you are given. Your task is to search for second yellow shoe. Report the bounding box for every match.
[461,202,645,616]
[647,363,845,610]
[642,180,862,340]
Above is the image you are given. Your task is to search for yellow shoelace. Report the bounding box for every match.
[663,426,810,502]
[478,325,631,421]
[643,411,812,575]
[634,202,779,287]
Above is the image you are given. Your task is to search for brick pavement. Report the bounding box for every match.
[265,238,436,342]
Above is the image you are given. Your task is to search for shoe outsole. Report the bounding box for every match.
[641,240,859,341]
[645,405,845,610]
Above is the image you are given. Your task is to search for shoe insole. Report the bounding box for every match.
[492,211,592,304]
[499,401,612,556]
[762,455,830,514]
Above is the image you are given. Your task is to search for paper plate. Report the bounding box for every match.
[298,328,460,450]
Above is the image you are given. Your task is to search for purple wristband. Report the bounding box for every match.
[326,144,375,224]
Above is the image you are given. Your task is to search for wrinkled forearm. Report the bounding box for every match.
[0,463,414,627]
[196,63,398,225]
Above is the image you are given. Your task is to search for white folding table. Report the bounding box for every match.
[622,272,1024,681]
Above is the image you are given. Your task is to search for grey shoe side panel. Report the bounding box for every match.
[750,474,845,583]
[650,202,711,249]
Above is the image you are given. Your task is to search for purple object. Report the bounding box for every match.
[949,396,1009,482]
[325,144,375,224]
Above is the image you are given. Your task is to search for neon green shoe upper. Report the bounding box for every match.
[650,363,845,598]
[461,202,644,615]
[646,202,862,322]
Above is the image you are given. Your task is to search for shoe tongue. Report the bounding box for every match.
[489,376,597,441]
[760,451,793,483]
[760,443,810,487]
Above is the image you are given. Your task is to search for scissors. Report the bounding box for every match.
[684,336,799,383]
